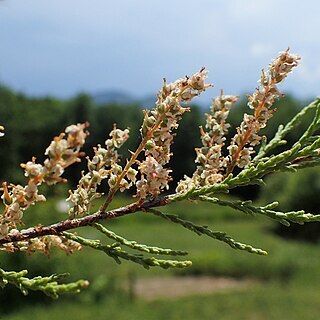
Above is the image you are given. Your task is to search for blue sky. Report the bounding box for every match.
[1,0,320,102]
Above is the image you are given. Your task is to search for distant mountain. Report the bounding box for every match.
[138,94,157,109]
[92,89,209,109]
[93,90,137,105]
[92,89,157,109]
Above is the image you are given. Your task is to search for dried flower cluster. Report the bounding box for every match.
[226,48,300,172]
[2,234,81,255]
[176,92,238,193]
[68,125,131,217]
[177,49,300,193]
[0,123,89,253]
[135,68,212,198]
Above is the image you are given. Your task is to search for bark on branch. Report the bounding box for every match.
[0,197,169,245]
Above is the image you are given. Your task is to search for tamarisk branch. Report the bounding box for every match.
[0,197,168,245]
[2,49,320,298]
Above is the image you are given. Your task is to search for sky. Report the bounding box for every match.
[0,0,320,102]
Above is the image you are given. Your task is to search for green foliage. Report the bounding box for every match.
[148,209,267,255]
[261,167,320,241]
[93,223,188,256]
[0,268,88,299]
[62,230,191,270]
[261,167,320,213]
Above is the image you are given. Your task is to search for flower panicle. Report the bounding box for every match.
[176,92,238,193]
[0,123,89,241]
[268,48,301,84]
[176,49,300,194]
[136,68,212,199]
[68,125,133,217]
[44,122,89,185]
[1,235,81,255]
[227,49,300,171]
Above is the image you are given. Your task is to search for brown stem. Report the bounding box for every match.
[225,81,275,175]
[0,196,169,245]
[100,105,171,212]
[225,127,254,175]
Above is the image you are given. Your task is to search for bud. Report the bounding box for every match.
[157,103,166,114]
[108,174,118,188]
[113,164,123,175]
[91,170,102,184]
[0,125,4,137]
[1,182,12,206]
[145,140,156,150]
[144,116,155,128]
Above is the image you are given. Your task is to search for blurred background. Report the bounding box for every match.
[1,1,320,319]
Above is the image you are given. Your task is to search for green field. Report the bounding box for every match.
[1,197,320,319]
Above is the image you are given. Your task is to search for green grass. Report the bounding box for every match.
[1,196,320,319]
[4,281,320,320]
